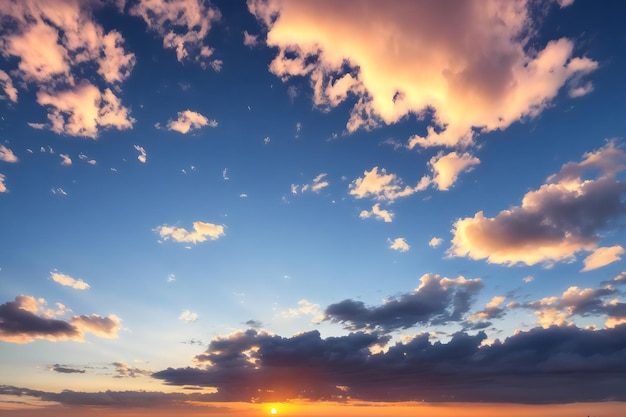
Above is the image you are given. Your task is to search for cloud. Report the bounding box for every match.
[426,151,480,190]
[249,0,597,149]
[153,324,626,403]
[37,83,135,138]
[0,145,18,163]
[59,154,72,166]
[450,142,626,266]
[134,145,147,163]
[51,187,68,196]
[325,273,482,332]
[167,110,217,134]
[130,0,221,68]
[0,174,8,193]
[243,30,258,47]
[388,237,410,252]
[359,203,394,222]
[277,300,321,319]
[48,364,86,374]
[349,167,425,202]
[50,271,90,290]
[0,295,121,343]
[429,237,443,247]
[222,168,229,180]
[293,173,329,194]
[523,275,535,283]
[581,245,625,272]
[179,310,199,323]
[112,361,152,378]
[470,296,507,321]
[0,0,136,137]
[0,70,17,102]
[155,221,226,244]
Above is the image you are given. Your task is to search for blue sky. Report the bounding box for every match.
[1,0,626,415]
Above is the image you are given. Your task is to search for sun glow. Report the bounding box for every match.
[270,407,277,414]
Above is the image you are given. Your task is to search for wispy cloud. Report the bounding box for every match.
[50,271,90,290]
[581,245,625,272]
[0,145,18,163]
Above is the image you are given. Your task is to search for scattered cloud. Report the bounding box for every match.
[155,221,226,244]
[359,203,394,222]
[59,154,72,166]
[581,245,625,272]
[132,145,147,163]
[0,174,6,193]
[48,364,85,374]
[130,0,221,68]
[239,193,248,198]
[470,296,507,321]
[349,167,425,202]
[264,136,270,144]
[0,70,18,102]
[0,295,121,343]
[429,237,443,248]
[426,151,480,191]
[167,110,217,134]
[388,237,410,252]
[179,310,199,323]
[51,187,68,196]
[523,275,535,283]
[249,0,597,150]
[450,142,626,266]
[293,173,329,194]
[277,300,322,320]
[50,272,90,290]
[0,145,18,163]
[112,361,152,378]
[243,31,259,47]
[222,168,229,180]
[27,122,45,130]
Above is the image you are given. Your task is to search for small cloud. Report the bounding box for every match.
[28,122,46,130]
[429,237,443,248]
[569,81,594,98]
[222,168,229,180]
[155,221,226,244]
[48,364,86,374]
[50,271,90,290]
[112,361,152,378]
[295,121,302,138]
[296,173,329,195]
[0,70,17,102]
[0,145,18,163]
[240,193,248,198]
[388,237,410,252]
[166,110,217,134]
[0,174,7,193]
[287,85,298,101]
[245,319,262,328]
[359,203,394,223]
[179,310,198,323]
[581,246,625,272]
[264,136,270,144]
[278,299,322,321]
[59,154,72,166]
[51,187,67,196]
[523,275,535,283]
[209,59,223,72]
[243,31,258,47]
[167,274,176,283]
[133,145,147,163]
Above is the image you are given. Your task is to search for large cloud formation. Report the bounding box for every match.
[248,0,597,149]
[153,324,626,403]
[0,295,122,343]
[450,142,626,266]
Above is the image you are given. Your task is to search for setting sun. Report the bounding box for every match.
[270,407,277,415]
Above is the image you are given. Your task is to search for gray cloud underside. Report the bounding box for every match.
[152,325,626,404]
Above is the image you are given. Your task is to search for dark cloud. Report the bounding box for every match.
[244,319,263,328]
[112,362,152,378]
[324,274,483,332]
[151,324,626,404]
[49,364,85,374]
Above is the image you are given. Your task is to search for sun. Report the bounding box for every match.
[270,407,278,415]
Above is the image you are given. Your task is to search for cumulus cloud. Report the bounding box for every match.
[325,273,482,332]
[155,221,226,244]
[450,142,626,266]
[134,145,147,163]
[429,237,443,247]
[388,237,410,252]
[167,110,217,134]
[130,0,221,68]
[249,0,597,149]
[0,70,17,102]
[0,0,136,137]
[50,271,90,290]
[581,245,625,272]
[179,310,199,323]
[0,295,121,343]
[0,145,18,163]
[349,167,426,202]
[359,203,394,222]
[59,154,72,166]
[425,151,480,190]
[152,324,626,403]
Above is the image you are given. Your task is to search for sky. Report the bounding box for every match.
[1,0,626,416]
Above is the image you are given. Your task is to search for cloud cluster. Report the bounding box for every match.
[450,142,626,266]
[325,273,482,332]
[0,0,136,138]
[249,0,597,149]
[291,173,329,194]
[153,324,626,403]
[155,221,226,244]
[0,295,121,343]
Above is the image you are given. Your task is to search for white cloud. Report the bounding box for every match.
[388,237,410,252]
[249,0,598,149]
[359,203,394,223]
[51,187,67,196]
[155,221,226,244]
[59,154,72,166]
[134,145,147,163]
[50,271,90,290]
[523,275,535,283]
[427,151,480,191]
[581,246,625,272]
[240,193,248,198]
[349,167,424,202]
[179,310,199,323]
[28,122,45,130]
[295,173,330,194]
[167,110,216,134]
[278,299,321,320]
[429,237,443,248]
[222,168,229,180]
[0,145,18,163]
[264,136,270,144]
[130,0,221,67]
